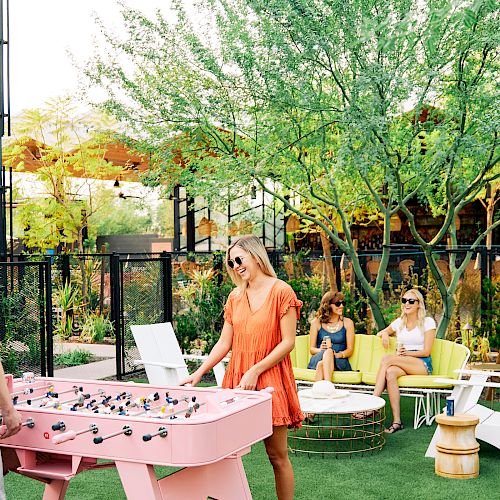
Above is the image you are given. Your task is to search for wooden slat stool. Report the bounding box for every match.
[435,413,480,479]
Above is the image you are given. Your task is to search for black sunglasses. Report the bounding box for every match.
[331,301,345,307]
[227,256,245,269]
[401,298,419,305]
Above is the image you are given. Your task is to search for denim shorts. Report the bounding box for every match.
[408,352,432,374]
[420,356,433,374]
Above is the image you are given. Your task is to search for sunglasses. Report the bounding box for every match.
[331,301,345,307]
[401,298,419,305]
[227,256,245,269]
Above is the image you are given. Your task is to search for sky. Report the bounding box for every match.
[8,1,179,116]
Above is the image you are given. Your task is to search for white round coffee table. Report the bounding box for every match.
[289,390,386,456]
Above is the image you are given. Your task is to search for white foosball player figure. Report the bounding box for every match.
[185,397,199,419]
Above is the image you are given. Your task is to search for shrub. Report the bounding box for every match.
[80,313,114,343]
[54,349,94,367]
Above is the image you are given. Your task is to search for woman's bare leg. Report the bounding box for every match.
[373,354,394,396]
[322,348,334,381]
[264,425,294,500]
[384,357,427,424]
[385,366,405,424]
[315,361,324,381]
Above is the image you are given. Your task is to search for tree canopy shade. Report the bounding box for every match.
[85,0,499,337]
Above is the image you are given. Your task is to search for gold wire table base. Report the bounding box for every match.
[289,408,386,457]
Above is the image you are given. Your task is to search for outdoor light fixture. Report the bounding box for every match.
[250,185,257,200]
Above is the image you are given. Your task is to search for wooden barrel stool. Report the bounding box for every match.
[435,413,480,479]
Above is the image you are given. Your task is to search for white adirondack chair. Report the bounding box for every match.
[131,322,227,386]
[425,369,500,457]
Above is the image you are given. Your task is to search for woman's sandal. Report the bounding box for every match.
[352,410,375,420]
[304,413,316,424]
[384,422,404,434]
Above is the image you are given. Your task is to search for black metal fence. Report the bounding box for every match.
[1,245,499,380]
[0,259,53,377]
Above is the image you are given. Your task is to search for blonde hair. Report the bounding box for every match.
[316,291,344,323]
[399,288,426,332]
[226,235,276,291]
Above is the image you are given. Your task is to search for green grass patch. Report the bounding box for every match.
[5,397,499,499]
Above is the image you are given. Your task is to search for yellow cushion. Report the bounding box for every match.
[397,375,453,388]
[333,371,362,384]
[293,368,362,384]
[361,372,376,385]
[293,367,316,382]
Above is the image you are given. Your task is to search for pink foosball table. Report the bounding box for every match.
[1,375,273,499]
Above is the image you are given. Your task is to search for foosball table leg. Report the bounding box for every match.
[157,449,252,500]
[115,461,162,500]
[42,479,70,500]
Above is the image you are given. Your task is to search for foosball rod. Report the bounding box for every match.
[11,384,52,397]
[52,423,99,445]
[128,394,189,417]
[58,389,107,407]
[17,386,82,405]
[154,401,206,419]
[0,418,35,436]
[93,425,132,444]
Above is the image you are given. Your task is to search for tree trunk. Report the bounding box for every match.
[320,231,337,292]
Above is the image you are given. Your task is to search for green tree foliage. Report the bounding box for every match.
[3,97,124,253]
[86,0,499,337]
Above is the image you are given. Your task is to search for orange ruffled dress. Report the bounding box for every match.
[222,279,304,428]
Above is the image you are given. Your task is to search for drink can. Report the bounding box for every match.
[446,397,454,416]
[22,372,35,384]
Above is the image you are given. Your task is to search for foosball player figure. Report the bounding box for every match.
[146,392,160,403]
[165,393,178,414]
[133,396,145,409]
[185,397,197,418]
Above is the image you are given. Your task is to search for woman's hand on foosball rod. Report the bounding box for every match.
[0,408,22,439]
[179,372,203,387]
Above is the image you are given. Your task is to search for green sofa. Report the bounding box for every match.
[291,333,470,428]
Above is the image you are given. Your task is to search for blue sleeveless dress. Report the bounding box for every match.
[307,325,352,371]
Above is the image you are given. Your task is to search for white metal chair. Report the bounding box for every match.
[131,322,227,386]
[425,369,500,457]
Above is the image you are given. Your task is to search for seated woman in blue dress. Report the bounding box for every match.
[308,291,355,381]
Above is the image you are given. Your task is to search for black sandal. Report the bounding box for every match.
[304,413,316,424]
[384,422,404,434]
[352,410,375,420]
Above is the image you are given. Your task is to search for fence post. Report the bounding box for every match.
[44,258,54,377]
[160,251,172,323]
[110,253,122,380]
[213,252,223,285]
[61,253,70,287]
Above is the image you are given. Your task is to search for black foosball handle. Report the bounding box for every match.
[143,427,168,442]
[52,421,66,431]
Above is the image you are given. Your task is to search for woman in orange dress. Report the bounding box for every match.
[180,235,303,500]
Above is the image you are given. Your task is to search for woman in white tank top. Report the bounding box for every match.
[372,289,436,434]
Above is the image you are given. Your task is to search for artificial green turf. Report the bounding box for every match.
[4,397,499,499]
